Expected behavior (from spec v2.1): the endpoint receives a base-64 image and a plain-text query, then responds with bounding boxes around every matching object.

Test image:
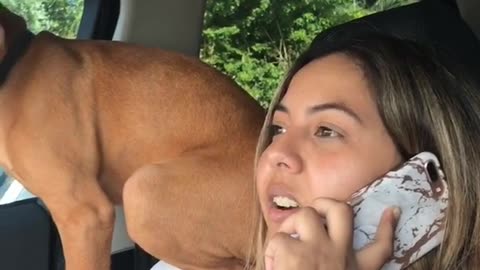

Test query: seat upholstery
[0,198,55,270]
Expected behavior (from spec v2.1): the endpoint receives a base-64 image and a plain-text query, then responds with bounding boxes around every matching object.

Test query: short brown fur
[0,8,264,270]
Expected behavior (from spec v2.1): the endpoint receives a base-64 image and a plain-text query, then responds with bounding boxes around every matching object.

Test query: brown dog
[0,8,264,270]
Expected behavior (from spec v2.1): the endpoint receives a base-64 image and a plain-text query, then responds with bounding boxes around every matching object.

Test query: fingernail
[392,206,401,220]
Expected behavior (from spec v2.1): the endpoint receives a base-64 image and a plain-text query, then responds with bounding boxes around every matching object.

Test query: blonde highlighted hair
[246,34,480,269]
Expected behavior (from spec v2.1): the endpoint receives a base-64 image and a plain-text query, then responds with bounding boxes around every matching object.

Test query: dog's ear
[0,5,27,60]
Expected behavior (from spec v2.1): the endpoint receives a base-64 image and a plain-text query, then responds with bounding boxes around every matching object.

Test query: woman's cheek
[308,157,367,200]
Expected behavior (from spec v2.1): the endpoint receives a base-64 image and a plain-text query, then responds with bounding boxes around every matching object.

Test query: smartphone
[349,152,448,270]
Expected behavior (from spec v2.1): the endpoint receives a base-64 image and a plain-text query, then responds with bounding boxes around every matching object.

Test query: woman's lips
[267,202,300,224]
[265,185,301,224]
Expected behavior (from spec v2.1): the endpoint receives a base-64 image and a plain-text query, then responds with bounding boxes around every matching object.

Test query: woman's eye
[270,124,286,136]
[315,127,341,138]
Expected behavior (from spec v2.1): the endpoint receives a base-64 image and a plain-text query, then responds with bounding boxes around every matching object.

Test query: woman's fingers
[310,197,354,254]
[356,207,401,270]
[277,206,327,241]
[265,200,399,270]
[265,207,329,270]
[276,198,355,255]
[264,232,301,270]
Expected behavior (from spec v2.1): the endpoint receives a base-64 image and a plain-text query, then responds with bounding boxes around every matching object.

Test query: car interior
[0,0,478,269]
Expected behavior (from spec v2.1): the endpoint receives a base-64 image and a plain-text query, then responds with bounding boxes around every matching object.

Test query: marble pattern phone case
[350,152,448,270]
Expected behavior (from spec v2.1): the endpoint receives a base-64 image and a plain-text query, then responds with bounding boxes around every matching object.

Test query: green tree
[201,0,415,107]
[1,0,83,38]
[366,0,417,11]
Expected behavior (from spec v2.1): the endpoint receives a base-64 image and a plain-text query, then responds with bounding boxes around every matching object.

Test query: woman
[248,33,480,269]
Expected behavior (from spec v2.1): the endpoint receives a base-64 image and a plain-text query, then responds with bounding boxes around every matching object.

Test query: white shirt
[150,261,182,270]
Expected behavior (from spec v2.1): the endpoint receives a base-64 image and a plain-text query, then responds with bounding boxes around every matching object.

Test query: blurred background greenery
[1,0,415,106]
[2,0,83,38]
[201,0,416,106]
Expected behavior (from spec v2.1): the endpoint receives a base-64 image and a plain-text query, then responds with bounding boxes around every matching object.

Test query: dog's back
[7,31,265,203]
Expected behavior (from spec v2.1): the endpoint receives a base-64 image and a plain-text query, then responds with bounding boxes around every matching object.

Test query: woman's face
[256,53,403,239]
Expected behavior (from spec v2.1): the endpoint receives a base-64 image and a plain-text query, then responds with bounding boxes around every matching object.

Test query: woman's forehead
[280,54,373,113]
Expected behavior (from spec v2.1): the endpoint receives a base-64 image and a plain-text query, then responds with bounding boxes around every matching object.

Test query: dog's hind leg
[123,154,255,270]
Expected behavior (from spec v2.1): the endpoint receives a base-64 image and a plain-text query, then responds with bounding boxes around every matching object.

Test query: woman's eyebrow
[307,102,364,125]
[274,102,363,125]
[274,103,289,113]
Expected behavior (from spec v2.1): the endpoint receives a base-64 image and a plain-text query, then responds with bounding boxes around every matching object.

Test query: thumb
[356,207,401,270]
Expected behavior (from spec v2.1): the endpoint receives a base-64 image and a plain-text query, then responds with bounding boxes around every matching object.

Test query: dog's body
[0,9,264,270]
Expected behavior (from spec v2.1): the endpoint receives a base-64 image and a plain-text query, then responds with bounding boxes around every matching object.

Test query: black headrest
[310,0,480,77]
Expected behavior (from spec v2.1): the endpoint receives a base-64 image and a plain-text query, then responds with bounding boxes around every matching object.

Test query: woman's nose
[264,138,303,174]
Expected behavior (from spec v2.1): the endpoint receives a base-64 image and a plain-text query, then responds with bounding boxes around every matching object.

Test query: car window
[0,0,84,204]
[200,0,419,107]
[2,0,84,38]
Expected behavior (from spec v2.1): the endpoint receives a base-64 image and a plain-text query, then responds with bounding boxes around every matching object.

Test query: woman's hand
[264,198,400,270]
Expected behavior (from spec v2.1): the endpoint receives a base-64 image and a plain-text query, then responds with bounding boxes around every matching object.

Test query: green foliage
[1,0,415,107]
[367,0,417,12]
[1,0,83,38]
[201,0,416,107]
